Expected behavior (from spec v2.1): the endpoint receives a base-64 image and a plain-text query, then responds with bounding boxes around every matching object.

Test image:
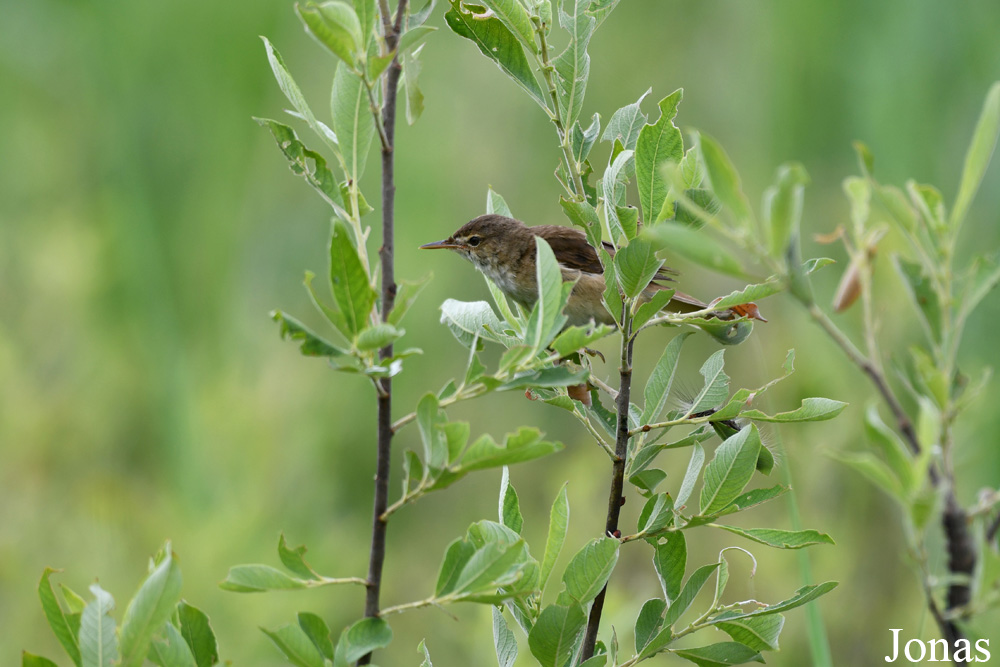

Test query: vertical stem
[581,312,634,660]
[360,1,407,664]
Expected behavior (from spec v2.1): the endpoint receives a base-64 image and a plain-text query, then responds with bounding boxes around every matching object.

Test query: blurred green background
[3,0,999,664]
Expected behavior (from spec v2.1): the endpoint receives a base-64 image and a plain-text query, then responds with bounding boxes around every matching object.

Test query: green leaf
[672,642,764,666]
[219,565,309,592]
[635,599,667,653]
[418,638,433,667]
[714,525,834,549]
[527,604,587,667]
[398,25,437,54]
[498,365,589,390]
[550,323,614,357]
[553,0,595,129]
[38,569,82,667]
[893,256,942,342]
[829,449,905,500]
[951,81,1000,229]
[675,442,705,509]
[559,197,603,251]
[864,404,915,493]
[177,602,220,667]
[499,467,524,534]
[493,607,518,667]
[21,653,59,667]
[294,614,333,663]
[525,237,570,354]
[762,163,808,257]
[261,38,331,148]
[440,299,519,348]
[637,493,674,536]
[444,0,546,107]
[402,43,425,124]
[341,617,393,664]
[632,288,675,331]
[641,331,692,424]
[699,425,762,516]
[571,113,602,165]
[958,250,1000,326]
[562,537,620,605]
[644,222,745,278]
[272,310,351,358]
[636,90,684,225]
[486,186,514,217]
[477,0,538,53]
[689,350,730,414]
[629,468,667,496]
[714,613,784,652]
[638,563,720,658]
[739,397,846,423]
[602,88,650,151]
[119,544,183,667]
[614,238,664,298]
[712,582,839,622]
[653,531,686,602]
[296,2,362,68]
[459,427,563,472]
[602,149,633,243]
[417,393,449,471]
[255,118,345,209]
[697,132,752,223]
[388,273,432,326]
[148,622,197,667]
[262,624,326,667]
[80,585,118,667]
[328,220,375,336]
[353,0,376,46]
[331,62,377,181]
[356,323,403,350]
[540,483,570,594]
[715,485,788,517]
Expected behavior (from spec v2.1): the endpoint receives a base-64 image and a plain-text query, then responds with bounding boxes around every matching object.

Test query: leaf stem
[534,20,587,201]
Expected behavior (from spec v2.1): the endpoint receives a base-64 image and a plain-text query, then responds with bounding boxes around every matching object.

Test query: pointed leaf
[644,223,745,278]
[653,531,687,602]
[636,90,684,224]
[603,89,650,151]
[445,0,546,107]
[148,622,197,667]
[562,537,620,604]
[553,0,595,129]
[331,62,376,180]
[672,642,763,666]
[177,602,220,667]
[698,132,752,223]
[38,569,81,667]
[262,624,326,667]
[714,525,834,549]
[499,467,524,534]
[493,607,518,667]
[119,545,183,667]
[739,397,846,422]
[614,237,664,298]
[540,483,570,593]
[699,425,761,516]
[80,585,118,667]
[527,604,587,667]
[951,81,1000,228]
[642,331,692,423]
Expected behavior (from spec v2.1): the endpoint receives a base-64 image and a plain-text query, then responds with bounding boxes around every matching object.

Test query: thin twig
[359,2,408,664]
[580,309,635,660]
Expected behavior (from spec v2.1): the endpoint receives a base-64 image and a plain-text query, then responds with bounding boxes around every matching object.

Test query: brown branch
[580,327,634,660]
[359,1,407,664]
[805,303,974,664]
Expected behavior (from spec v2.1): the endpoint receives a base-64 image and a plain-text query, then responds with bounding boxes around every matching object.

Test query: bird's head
[419,214,529,269]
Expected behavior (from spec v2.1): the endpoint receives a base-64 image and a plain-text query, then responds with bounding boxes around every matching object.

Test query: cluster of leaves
[441,0,850,663]
[24,544,220,667]
[259,0,437,381]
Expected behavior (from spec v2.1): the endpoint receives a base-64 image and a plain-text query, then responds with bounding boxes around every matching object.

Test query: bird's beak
[419,239,460,250]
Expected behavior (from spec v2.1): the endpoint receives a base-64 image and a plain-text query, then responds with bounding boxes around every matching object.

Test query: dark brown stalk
[581,329,635,660]
[359,1,407,663]
[807,306,973,664]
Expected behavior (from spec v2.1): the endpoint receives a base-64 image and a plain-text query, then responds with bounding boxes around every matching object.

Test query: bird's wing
[532,225,605,274]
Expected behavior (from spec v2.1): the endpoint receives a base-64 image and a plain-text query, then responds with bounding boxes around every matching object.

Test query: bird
[420,214,764,328]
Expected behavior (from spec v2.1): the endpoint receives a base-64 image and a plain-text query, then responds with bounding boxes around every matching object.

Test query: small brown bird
[420,214,763,327]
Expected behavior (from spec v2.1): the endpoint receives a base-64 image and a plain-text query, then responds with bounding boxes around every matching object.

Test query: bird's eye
[468,236,481,247]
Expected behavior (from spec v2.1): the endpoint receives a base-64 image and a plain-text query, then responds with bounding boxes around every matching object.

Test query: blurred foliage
[2,0,999,665]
